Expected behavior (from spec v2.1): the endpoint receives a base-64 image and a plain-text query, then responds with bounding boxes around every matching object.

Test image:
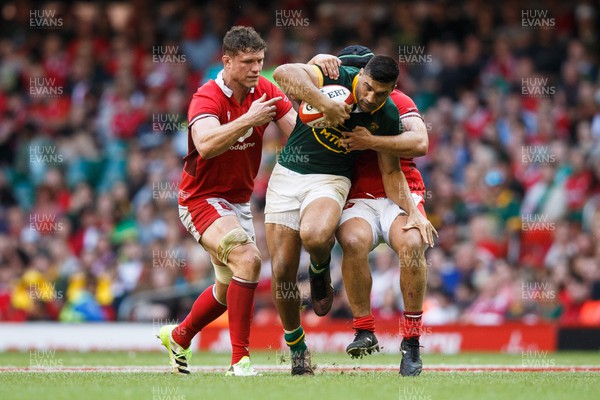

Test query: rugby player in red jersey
[158,26,296,376]
[310,46,434,376]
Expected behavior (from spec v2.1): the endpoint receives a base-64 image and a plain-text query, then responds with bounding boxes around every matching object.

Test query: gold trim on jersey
[311,65,324,88]
[370,98,386,114]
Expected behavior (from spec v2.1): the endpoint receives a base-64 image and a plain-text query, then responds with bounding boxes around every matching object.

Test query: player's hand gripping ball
[299,85,354,128]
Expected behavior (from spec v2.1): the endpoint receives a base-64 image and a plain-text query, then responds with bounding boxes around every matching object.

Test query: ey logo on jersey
[312,126,349,154]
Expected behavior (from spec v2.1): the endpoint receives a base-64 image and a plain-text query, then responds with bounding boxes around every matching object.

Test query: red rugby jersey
[348,89,426,199]
[178,72,291,206]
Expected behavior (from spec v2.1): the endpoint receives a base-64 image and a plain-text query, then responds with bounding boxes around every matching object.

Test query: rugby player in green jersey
[266,55,435,375]
[311,46,435,376]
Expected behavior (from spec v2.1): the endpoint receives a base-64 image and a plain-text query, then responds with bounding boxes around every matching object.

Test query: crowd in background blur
[1,0,599,327]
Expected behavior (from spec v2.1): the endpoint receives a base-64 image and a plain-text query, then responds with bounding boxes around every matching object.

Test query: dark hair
[222,26,267,56]
[338,45,373,69]
[363,55,399,85]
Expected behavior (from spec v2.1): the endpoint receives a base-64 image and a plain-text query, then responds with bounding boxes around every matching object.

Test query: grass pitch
[0,351,598,400]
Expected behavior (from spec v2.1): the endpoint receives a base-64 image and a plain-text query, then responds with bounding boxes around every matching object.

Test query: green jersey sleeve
[313,65,360,91]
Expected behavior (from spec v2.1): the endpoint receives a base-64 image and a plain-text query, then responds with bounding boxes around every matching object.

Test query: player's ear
[222,54,231,67]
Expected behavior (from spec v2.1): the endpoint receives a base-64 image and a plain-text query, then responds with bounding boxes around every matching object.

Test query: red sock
[402,311,423,339]
[227,277,258,365]
[352,314,375,332]
[172,285,227,349]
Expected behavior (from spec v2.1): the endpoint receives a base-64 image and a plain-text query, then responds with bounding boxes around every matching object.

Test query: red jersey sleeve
[391,90,422,120]
[264,78,292,121]
[187,85,221,127]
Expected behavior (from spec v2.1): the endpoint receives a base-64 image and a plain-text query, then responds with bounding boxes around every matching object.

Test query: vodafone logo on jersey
[229,142,256,151]
[229,127,255,150]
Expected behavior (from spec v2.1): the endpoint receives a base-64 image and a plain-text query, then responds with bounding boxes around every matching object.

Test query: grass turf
[0,351,598,400]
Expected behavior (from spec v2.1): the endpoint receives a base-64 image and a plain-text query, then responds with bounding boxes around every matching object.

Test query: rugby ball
[298,85,354,128]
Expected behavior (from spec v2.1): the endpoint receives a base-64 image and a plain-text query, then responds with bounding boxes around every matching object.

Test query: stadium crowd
[0,0,599,327]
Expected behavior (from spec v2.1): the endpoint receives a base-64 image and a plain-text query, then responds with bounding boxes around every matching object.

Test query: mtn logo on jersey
[312,126,349,154]
[312,122,380,154]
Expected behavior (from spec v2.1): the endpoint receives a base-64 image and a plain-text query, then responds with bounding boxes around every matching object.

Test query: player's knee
[271,268,296,285]
[338,230,371,255]
[271,257,297,283]
[228,246,261,276]
[216,227,253,265]
[300,225,334,253]
[397,229,425,254]
[396,230,426,270]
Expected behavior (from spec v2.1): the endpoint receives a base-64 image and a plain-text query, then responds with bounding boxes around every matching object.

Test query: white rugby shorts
[339,194,423,249]
[265,163,351,231]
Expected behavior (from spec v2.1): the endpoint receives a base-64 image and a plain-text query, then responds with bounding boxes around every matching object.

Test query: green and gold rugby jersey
[278,65,400,179]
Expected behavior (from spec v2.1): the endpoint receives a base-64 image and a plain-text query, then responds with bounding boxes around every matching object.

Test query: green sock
[309,256,331,278]
[284,326,307,354]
